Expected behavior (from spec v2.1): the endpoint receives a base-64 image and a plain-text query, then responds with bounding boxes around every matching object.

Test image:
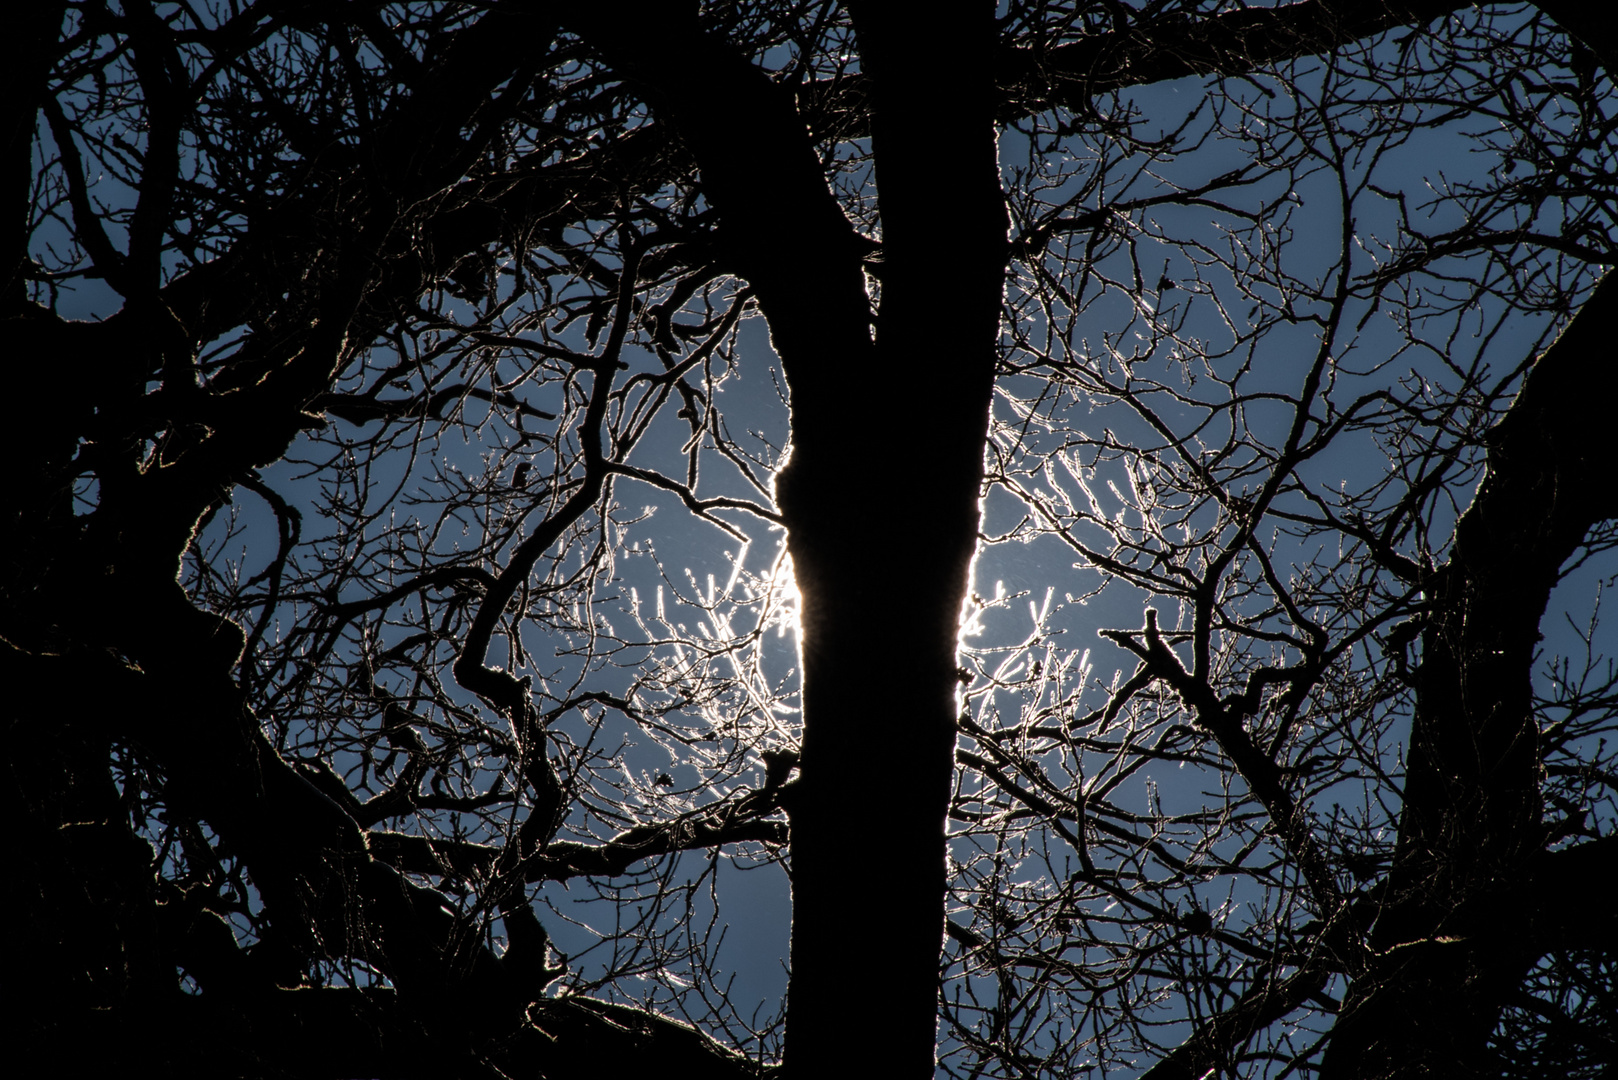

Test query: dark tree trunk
[567,5,1006,1072]
[776,7,1007,1075]
[1321,274,1618,1078]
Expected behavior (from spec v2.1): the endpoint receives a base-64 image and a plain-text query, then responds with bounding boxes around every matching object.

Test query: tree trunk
[567,5,1006,1072]
[1321,274,1618,1078]
[775,7,1007,1074]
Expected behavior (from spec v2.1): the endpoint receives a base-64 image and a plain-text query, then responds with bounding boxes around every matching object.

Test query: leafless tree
[5,3,1613,1078]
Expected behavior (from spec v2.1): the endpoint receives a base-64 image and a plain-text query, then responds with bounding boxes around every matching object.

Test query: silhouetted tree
[6,3,1614,1078]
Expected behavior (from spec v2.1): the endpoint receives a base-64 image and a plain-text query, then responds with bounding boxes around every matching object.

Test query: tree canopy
[7,2,1616,1077]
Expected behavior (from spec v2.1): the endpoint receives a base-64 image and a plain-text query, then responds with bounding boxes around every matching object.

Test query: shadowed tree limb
[1320,275,1618,1078]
